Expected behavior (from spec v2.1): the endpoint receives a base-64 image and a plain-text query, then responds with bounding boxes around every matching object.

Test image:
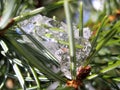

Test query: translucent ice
[18,14,91,79]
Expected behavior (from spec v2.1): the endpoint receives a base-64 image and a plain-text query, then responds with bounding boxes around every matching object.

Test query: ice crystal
[18,14,91,79]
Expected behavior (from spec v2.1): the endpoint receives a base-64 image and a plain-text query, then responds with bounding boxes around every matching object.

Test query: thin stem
[9,60,26,89]
[14,7,45,22]
[79,1,83,37]
[30,66,40,90]
[14,0,64,22]
[17,25,59,67]
[84,23,119,66]
[106,0,112,15]
[87,60,120,80]
[64,0,76,79]
[0,1,64,31]
[6,35,66,83]
[0,0,16,29]
[91,16,108,51]
[0,58,9,89]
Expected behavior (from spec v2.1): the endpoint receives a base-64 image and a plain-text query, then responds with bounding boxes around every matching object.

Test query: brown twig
[0,19,14,36]
[66,66,91,90]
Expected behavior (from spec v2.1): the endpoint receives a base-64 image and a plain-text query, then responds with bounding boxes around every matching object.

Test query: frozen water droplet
[18,14,91,79]
[83,27,91,40]
[76,37,91,66]
[54,48,71,79]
